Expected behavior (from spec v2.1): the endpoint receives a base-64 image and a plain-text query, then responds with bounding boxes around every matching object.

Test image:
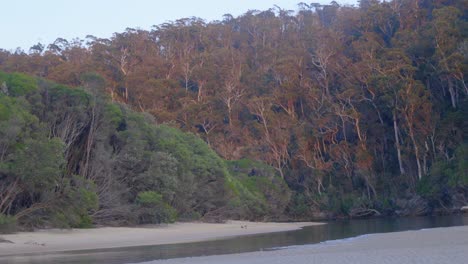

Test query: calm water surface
[3,214,468,264]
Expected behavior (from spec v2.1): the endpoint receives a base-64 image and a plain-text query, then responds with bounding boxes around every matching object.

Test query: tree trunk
[393,111,405,175]
[317,177,324,195]
[408,125,423,180]
[197,81,204,102]
[82,100,97,179]
[0,179,19,214]
[355,117,363,142]
[448,78,456,109]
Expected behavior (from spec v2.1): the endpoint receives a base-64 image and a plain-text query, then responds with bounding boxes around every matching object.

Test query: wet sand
[0,221,320,256]
[146,225,468,264]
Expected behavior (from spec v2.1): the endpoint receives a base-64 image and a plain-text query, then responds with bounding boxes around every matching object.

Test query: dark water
[3,214,468,264]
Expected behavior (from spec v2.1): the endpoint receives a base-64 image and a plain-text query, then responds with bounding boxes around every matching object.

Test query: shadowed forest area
[0,0,467,231]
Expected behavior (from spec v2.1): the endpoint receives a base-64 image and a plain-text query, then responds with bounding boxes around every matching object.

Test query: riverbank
[146,225,468,264]
[0,221,321,256]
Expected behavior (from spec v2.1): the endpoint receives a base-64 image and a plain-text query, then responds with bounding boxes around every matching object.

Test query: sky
[1,0,358,51]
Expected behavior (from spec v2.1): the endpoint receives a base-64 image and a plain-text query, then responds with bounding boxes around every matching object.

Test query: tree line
[0,0,467,227]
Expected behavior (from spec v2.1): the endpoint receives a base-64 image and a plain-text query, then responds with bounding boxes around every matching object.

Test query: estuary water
[4,214,468,264]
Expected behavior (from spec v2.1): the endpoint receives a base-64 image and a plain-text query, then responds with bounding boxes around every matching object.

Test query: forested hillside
[0,0,467,230]
[0,72,290,232]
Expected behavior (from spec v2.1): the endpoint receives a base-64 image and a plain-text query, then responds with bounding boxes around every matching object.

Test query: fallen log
[349,208,381,218]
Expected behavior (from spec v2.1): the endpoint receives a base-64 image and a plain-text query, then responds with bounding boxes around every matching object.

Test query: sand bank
[146,225,468,264]
[0,221,320,256]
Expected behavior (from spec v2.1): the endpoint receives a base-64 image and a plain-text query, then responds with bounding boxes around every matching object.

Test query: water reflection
[2,214,467,264]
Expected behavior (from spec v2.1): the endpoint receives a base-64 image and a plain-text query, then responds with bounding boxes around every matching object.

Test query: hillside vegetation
[0,0,467,230]
[0,72,289,232]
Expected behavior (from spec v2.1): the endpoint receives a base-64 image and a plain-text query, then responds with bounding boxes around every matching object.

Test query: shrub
[74,215,94,229]
[225,159,291,219]
[0,214,17,234]
[136,191,177,224]
[288,193,309,218]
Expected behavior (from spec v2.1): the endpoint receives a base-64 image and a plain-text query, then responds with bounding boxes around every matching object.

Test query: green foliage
[0,95,39,140]
[41,81,91,114]
[70,176,99,211]
[315,187,363,216]
[77,188,99,211]
[46,176,99,229]
[0,97,10,120]
[418,143,468,202]
[225,159,291,219]
[0,97,20,145]
[136,191,177,224]
[0,214,17,234]
[340,195,356,215]
[80,72,107,95]
[287,193,310,219]
[3,137,65,189]
[417,175,439,200]
[137,191,164,206]
[75,215,94,229]
[377,197,397,214]
[151,125,230,215]
[0,71,7,83]
[0,72,102,229]
[2,72,37,96]
[451,144,468,187]
[87,104,233,223]
[105,103,124,128]
[134,151,179,201]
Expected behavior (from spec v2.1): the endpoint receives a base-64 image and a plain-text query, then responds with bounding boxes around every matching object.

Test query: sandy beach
[0,221,319,256]
[2,221,467,264]
[146,225,468,264]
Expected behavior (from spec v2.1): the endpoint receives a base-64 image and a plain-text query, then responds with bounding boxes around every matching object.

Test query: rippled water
[3,214,468,264]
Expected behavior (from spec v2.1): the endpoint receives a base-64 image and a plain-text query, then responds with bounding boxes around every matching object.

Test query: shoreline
[0,221,321,256]
[148,225,468,264]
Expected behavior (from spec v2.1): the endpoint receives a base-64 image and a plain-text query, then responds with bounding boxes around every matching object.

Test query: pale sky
[1,0,357,51]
